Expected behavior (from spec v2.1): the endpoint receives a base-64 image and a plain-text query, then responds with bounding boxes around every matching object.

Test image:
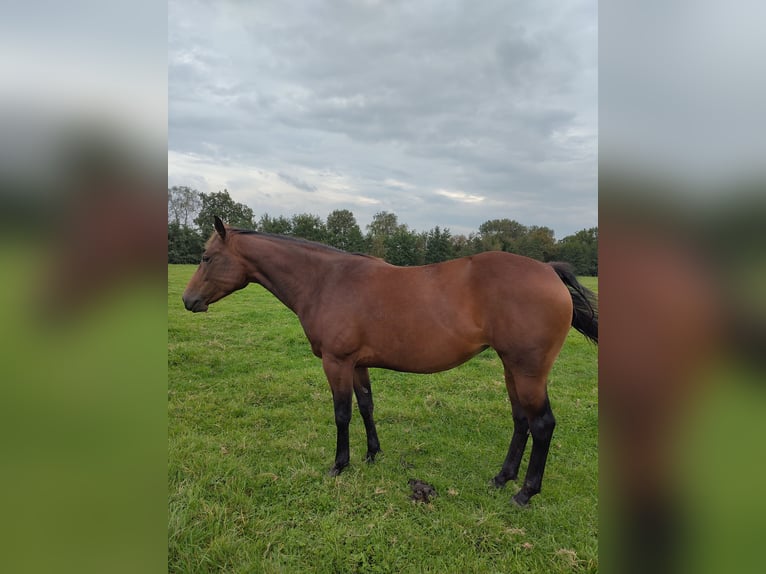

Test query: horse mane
[229,228,376,259]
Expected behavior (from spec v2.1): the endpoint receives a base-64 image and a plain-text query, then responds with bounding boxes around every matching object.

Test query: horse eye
[201,255,211,263]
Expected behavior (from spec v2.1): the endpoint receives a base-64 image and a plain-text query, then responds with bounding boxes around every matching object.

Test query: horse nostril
[182,294,208,312]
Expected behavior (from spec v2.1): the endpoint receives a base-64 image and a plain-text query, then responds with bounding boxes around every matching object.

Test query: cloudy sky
[169,0,596,238]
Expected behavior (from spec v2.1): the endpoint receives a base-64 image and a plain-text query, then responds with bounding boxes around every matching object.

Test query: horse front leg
[354,367,381,462]
[323,356,354,476]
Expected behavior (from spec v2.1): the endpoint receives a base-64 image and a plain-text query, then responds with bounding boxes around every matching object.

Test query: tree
[168,185,202,227]
[424,226,454,263]
[168,185,205,263]
[366,211,400,258]
[326,209,365,252]
[451,233,478,258]
[194,189,255,237]
[367,211,400,237]
[556,227,598,275]
[168,221,205,264]
[384,226,422,266]
[258,213,293,235]
[291,213,327,242]
[517,225,556,261]
[477,219,528,252]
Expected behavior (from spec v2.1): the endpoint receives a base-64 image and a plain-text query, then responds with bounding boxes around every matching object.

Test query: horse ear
[214,216,227,240]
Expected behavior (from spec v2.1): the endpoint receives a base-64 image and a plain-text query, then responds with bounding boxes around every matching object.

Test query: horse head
[182,216,248,312]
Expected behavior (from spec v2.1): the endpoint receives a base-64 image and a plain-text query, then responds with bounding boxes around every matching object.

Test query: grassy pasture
[169,265,598,573]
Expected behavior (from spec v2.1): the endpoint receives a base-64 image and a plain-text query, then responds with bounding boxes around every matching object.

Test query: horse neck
[235,234,332,317]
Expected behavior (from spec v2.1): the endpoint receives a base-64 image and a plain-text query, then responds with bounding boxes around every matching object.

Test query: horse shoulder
[297,256,384,357]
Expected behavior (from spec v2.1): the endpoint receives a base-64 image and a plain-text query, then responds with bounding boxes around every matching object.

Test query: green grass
[169,266,598,573]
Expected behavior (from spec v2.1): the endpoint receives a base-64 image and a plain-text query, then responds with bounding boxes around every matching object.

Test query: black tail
[549,262,598,344]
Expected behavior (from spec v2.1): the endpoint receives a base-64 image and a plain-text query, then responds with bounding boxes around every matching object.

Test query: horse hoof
[365,449,381,463]
[328,464,347,477]
[511,492,531,507]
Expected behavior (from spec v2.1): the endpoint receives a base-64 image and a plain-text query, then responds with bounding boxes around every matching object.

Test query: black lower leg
[512,399,556,506]
[493,415,529,487]
[354,369,381,462]
[329,392,352,476]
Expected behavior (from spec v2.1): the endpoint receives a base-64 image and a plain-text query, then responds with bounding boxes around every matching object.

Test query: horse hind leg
[493,368,530,487]
[353,367,381,463]
[510,372,556,507]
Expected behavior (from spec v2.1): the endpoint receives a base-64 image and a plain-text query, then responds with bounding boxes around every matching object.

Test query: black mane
[230,228,373,258]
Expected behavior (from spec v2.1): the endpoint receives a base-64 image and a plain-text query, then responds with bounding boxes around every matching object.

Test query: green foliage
[424,226,454,264]
[168,188,598,274]
[258,213,294,235]
[383,226,422,266]
[367,211,400,238]
[518,226,557,262]
[169,267,598,573]
[291,213,328,243]
[367,211,400,259]
[366,212,427,266]
[168,187,255,263]
[194,189,255,237]
[478,219,528,252]
[168,185,202,227]
[168,222,205,264]
[326,209,366,253]
[555,228,598,276]
[451,233,478,258]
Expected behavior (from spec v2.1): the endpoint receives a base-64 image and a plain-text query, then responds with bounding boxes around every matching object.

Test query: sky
[168,0,596,238]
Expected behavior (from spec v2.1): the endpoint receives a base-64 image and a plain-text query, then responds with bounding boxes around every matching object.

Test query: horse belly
[356,323,487,374]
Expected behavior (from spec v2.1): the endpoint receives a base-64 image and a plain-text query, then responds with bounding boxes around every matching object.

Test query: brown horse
[182,216,598,506]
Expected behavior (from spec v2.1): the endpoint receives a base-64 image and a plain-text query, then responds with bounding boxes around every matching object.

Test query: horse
[182,216,598,506]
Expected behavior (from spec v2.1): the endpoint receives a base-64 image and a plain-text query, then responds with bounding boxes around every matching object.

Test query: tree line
[168,186,597,275]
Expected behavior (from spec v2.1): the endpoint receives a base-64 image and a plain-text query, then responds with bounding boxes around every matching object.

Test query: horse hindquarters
[488,274,571,505]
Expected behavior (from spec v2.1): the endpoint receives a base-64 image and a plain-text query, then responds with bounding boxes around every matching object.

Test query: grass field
[168,265,598,573]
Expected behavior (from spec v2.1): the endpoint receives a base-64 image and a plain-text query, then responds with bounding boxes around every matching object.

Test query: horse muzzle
[182,294,208,313]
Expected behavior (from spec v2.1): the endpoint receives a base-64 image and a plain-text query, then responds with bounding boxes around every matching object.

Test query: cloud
[168,0,596,238]
[435,189,486,204]
[277,172,317,193]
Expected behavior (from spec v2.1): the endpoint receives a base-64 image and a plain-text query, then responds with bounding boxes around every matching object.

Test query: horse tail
[548,262,598,344]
